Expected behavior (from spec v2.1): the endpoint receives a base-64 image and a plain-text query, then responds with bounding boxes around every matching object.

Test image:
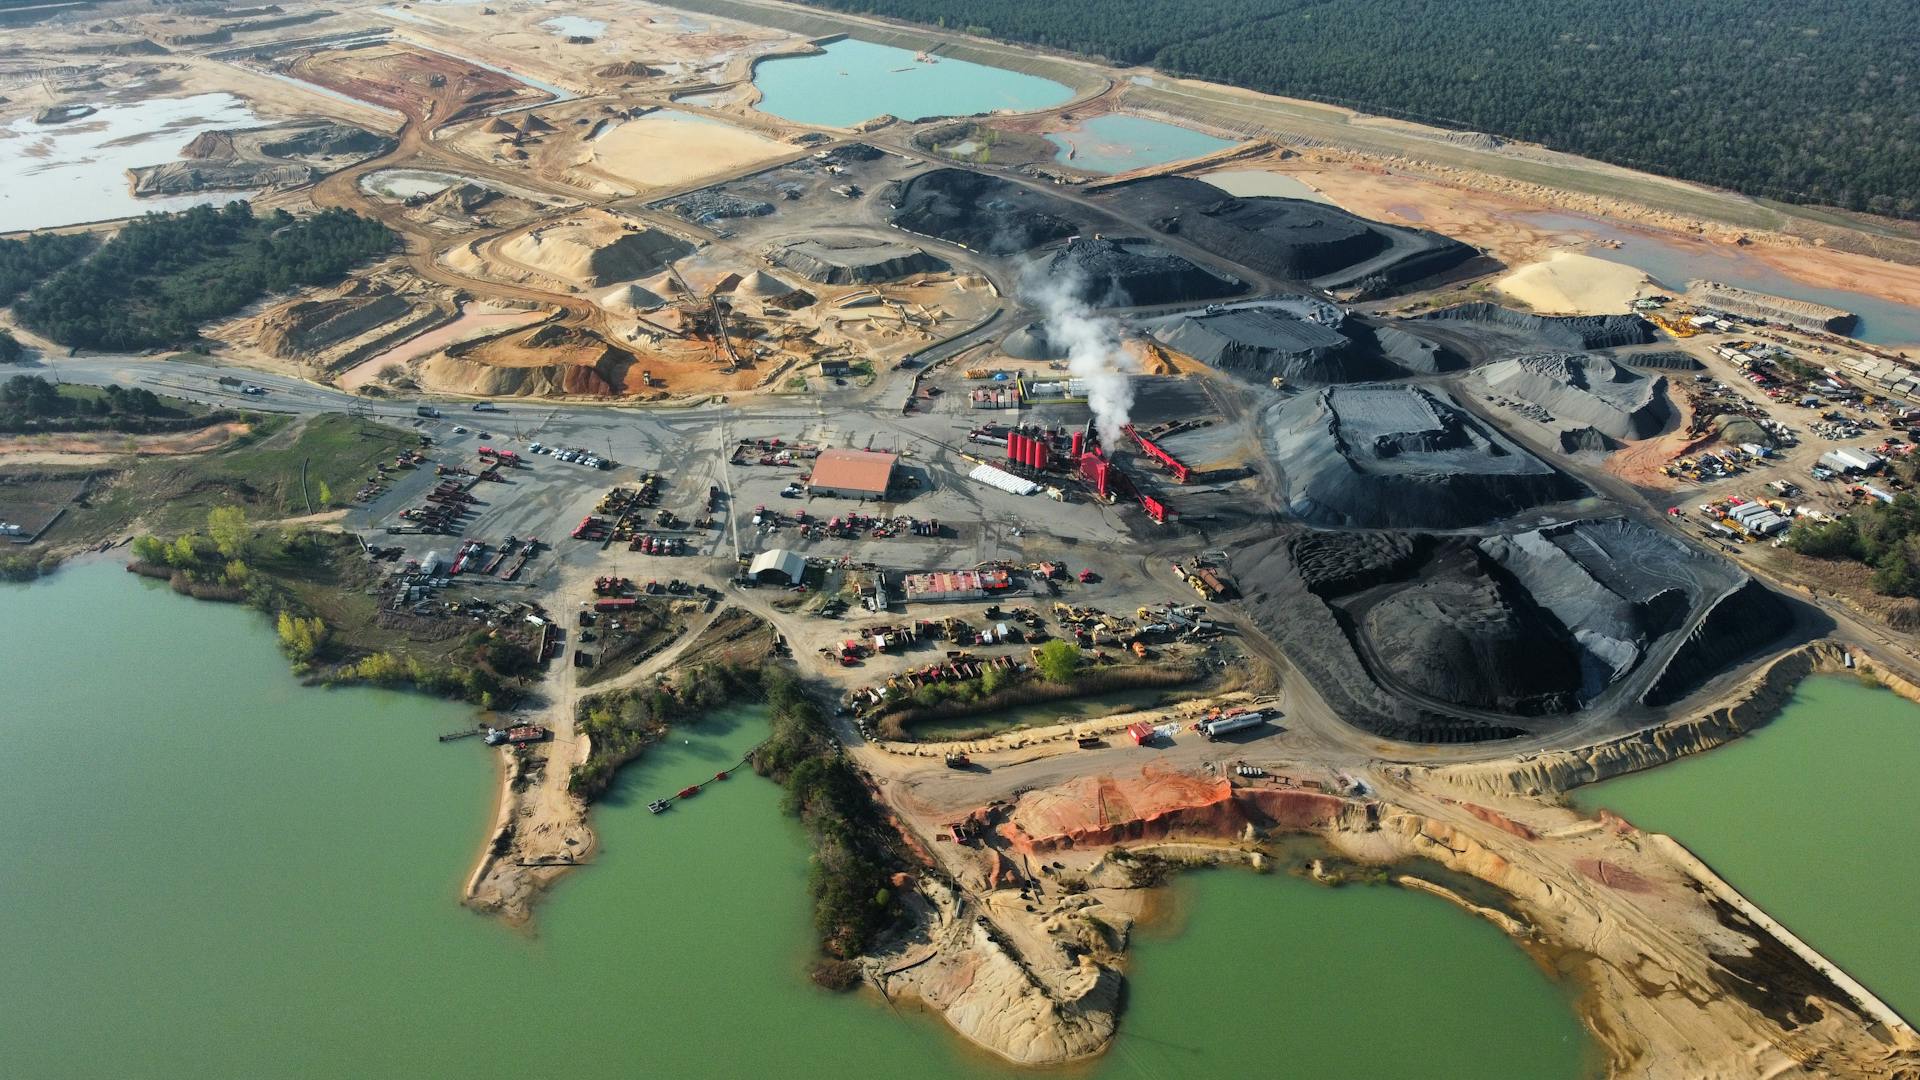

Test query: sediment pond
[1576,675,1920,1020]
[0,93,264,232]
[0,563,1592,1077]
[1045,114,1234,175]
[752,38,1073,128]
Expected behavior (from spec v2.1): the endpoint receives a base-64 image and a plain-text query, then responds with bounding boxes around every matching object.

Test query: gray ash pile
[1476,353,1670,440]
[1368,324,1464,373]
[1414,303,1654,350]
[887,168,1085,253]
[1041,236,1242,308]
[767,235,948,285]
[1148,305,1396,384]
[1270,384,1585,528]
[664,191,775,224]
[1091,176,1474,288]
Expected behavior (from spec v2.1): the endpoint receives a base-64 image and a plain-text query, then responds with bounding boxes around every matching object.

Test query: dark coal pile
[1090,176,1474,288]
[1290,530,1423,595]
[1477,353,1670,440]
[1414,303,1655,350]
[887,168,1085,254]
[1478,520,1709,700]
[767,235,948,284]
[259,122,393,159]
[1619,350,1705,372]
[1270,384,1586,529]
[1559,427,1621,454]
[1367,323,1464,373]
[1228,530,1534,743]
[1642,579,1794,707]
[1358,542,1582,715]
[1042,236,1241,308]
[1149,306,1395,384]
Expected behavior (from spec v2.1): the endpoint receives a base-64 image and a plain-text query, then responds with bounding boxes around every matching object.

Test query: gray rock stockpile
[1414,303,1655,350]
[1091,177,1475,288]
[1270,384,1585,528]
[1042,236,1242,308]
[1477,353,1670,440]
[768,235,948,285]
[1150,307,1393,384]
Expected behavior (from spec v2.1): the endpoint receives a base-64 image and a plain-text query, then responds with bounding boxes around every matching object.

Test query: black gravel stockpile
[887,168,1085,254]
[1414,303,1655,350]
[1642,579,1795,707]
[1091,176,1474,286]
[1366,323,1465,374]
[1042,236,1243,307]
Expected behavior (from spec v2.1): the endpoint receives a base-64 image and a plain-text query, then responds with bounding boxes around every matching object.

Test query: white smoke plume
[1017,259,1136,450]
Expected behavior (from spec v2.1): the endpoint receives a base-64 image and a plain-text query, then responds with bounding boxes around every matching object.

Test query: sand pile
[735,270,792,299]
[1043,236,1241,308]
[1477,353,1670,440]
[1269,383,1584,529]
[499,215,693,287]
[426,324,639,397]
[600,282,665,311]
[484,117,517,135]
[1495,251,1652,315]
[519,113,556,133]
[257,293,414,358]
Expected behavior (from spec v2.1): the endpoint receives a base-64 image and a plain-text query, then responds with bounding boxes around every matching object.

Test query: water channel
[1576,674,1920,1020]
[752,38,1074,128]
[0,562,1592,1077]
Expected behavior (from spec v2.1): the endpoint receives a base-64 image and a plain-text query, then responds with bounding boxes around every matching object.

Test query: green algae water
[0,563,1591,1078]
[1577,675,1920,1021]
[752,38,1073,128]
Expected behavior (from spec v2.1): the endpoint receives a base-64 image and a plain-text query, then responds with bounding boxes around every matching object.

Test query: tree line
[12,201,395,351]
[803,0,1920,218]
[0,230,95,306]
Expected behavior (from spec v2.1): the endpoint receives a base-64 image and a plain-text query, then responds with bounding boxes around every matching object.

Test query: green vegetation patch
[13,202,395,350]
[0,230,96,306]
[54,412,417,539]
[1788,490,1920,598]
[0,374,213,434]
[800,0,1920,217]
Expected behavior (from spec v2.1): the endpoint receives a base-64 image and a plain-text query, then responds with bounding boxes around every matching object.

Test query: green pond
[752,38,1074,128]
[1577,675,1920,1020]
[1045,114,1235,175]
[0,562,1592,1078]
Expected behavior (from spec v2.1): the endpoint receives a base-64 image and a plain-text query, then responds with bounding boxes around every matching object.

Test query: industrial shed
[748,548,807,585]
[809,448,898,500]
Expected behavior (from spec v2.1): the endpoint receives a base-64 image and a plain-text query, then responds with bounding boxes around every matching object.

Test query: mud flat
[1269,383,1585,530]
[1088,176,1474,290]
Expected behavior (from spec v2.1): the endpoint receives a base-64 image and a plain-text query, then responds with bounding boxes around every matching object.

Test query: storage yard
[6,1,1920,1076]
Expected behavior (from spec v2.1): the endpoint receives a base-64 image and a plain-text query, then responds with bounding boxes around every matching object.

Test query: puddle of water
[1198,169,1337,204]
[752,38,1073,128]
[359,169,463,200]
[1044,113,1234,175]
[1521,210,1920,348]
[0,93,264,232]
[540,15,606,38]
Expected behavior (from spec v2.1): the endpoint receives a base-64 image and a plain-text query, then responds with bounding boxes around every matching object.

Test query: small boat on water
[648,799,669,814]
